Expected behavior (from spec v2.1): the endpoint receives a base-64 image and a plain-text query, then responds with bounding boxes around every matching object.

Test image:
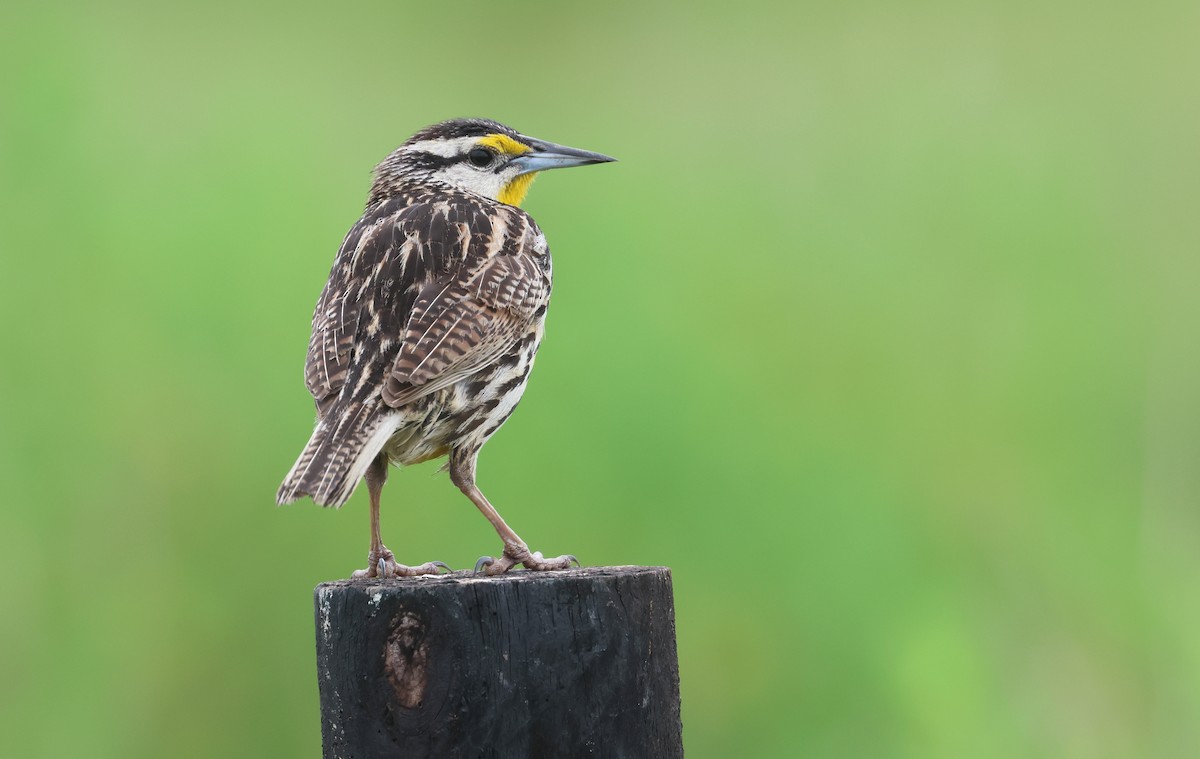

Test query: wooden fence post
[314,566,683,758]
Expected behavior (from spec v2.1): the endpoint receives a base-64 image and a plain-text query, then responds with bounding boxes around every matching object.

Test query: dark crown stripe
[404,118,520,144]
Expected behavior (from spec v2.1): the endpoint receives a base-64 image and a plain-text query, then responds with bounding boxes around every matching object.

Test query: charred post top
[314,566,683,758]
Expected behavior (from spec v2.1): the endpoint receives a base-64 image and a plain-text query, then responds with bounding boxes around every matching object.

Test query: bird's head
[370,118,615,207]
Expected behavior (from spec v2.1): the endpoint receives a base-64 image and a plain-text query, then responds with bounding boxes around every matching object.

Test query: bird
[276,118,615,578]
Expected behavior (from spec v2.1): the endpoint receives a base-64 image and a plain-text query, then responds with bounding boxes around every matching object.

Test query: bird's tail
[276,402,399,508]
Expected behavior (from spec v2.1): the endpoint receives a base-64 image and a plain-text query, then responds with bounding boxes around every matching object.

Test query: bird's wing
[382,226,551,408]
[304,197,431,414]
[303,194,549,415]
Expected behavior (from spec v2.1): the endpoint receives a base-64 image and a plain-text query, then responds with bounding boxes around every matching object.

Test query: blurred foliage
[2,0,1199,756]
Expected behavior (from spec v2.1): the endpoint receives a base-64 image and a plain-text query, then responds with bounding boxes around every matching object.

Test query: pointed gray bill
[510,138,617,176]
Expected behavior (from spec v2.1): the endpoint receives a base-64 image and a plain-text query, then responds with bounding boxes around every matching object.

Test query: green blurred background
[2,0,1198,756]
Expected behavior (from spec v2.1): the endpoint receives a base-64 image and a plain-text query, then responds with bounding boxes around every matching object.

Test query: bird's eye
[467,147,493,167]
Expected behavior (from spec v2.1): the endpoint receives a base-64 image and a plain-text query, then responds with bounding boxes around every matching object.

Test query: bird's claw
[473,546,579,575]
[351,548,451,579]
[474,554,517,575]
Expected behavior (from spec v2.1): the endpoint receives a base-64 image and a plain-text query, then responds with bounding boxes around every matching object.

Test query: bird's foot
[351,546,451,579]
[474,542,579,575]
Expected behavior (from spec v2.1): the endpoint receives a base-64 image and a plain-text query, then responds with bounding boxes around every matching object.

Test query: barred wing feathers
[383,251,550,407]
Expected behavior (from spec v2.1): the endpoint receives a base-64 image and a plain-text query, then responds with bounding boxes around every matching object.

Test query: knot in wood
[383,610,429,709]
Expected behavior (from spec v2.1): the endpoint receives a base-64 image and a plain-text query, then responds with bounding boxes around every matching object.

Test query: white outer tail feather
[276,410,401,508]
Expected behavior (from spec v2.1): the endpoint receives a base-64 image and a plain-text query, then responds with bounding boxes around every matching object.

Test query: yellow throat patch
[499,173,537,207]
[479,133,537,207]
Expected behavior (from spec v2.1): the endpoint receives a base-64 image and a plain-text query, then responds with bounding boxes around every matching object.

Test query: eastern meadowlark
[276,118,615,577]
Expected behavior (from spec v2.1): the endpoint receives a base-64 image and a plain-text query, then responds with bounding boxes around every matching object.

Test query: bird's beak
[510,137,616,176]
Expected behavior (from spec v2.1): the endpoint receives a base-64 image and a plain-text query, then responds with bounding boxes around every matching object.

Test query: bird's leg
[351,454,450,579]
[449,449,578,575]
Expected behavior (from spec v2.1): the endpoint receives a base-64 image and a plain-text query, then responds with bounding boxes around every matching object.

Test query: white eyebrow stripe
[400,137,477,157]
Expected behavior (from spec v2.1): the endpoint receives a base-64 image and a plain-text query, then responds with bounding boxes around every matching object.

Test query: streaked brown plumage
[277,118,614,577]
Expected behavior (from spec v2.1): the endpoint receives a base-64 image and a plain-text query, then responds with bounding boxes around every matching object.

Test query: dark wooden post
[314,566,683,758]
